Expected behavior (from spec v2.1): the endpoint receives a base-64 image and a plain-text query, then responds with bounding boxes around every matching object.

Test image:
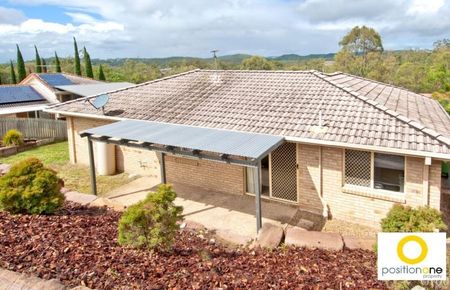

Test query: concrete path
[104,178,324,243]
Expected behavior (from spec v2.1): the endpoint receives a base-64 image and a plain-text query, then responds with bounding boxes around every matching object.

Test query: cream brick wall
[69,116,161,177]
[316,146,442,228]
[297,144,324,214]
[164,155,244,195]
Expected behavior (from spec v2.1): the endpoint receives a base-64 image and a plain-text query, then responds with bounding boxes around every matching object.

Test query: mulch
[0,202,386,289]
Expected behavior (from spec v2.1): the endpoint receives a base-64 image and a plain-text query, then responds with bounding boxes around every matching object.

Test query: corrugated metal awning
[80,120,285,166]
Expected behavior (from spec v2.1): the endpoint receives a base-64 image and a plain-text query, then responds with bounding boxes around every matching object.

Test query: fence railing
[0,118,67,140]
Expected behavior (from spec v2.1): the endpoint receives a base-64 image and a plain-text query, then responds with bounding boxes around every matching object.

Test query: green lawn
[0,141,135,195]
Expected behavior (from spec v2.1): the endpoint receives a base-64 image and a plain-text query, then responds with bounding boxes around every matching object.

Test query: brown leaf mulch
[0,202,386,289]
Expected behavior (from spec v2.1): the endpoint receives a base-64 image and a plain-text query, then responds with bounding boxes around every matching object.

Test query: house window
[344,150,405,193]
[344,150,371,187]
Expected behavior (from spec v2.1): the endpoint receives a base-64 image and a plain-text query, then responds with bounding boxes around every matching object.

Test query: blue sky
[0,0,449,62]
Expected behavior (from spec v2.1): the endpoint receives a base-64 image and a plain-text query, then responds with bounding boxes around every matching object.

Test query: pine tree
[73,37,81,76]
[9,61,17,84]
[83,47,94,78]
[35,45,42,73]
[54,52,62,73]
[98,64,106,81]
[16,44,26,82]
[41,58,47,73]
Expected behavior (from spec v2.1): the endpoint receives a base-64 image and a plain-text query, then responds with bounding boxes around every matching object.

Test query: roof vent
[87,94,109,114]
[310,111,328,134]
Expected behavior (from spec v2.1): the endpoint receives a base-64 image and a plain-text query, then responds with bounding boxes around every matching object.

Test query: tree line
[3,37,106,85]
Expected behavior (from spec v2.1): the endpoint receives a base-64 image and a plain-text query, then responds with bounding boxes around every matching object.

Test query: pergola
[80,119,285,232]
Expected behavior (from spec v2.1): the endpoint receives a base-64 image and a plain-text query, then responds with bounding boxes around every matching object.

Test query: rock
[0,163,11,176]
[343,235,376,251]
[285,228,344,251]
[65,191,98,205]
[255,223,284,249]
[184,220,206,230]
[89,197,126,211]
[70,286,92,290]
[60,187,71,194]
[411,286,425,290]
[0,268,66,290]
[209,238,216,244]
[215,229,253,246]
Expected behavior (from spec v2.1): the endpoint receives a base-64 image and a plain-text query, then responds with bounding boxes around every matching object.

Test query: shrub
[2,129,24,146]
[0,157,64,214]
[118,184,183,250]
[381,204,447,232]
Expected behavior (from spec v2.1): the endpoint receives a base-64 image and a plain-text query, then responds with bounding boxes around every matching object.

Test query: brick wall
[317,146,443,228]
[164,155,245,195]
[69,116,161,177]
[297,144,324,214]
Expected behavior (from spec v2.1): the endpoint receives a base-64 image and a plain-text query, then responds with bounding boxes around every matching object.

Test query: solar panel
[0,86,44,104]
[39,73,73,86]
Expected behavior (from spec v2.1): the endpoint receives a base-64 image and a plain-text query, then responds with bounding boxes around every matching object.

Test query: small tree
[98,64,106,81]
[9,60,16,84]
[16,44,26,82]
[73,37,81,76]
[54,52,62,73]
[118,184,183,250]
[0,158,65,215]
[241,56,274,70]
[35,45,42,73]
[2,129,24,146]
[41,58,47,73]
[83,47,94,78]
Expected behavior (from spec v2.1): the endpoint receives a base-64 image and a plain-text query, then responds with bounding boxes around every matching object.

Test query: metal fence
[0,118,67,140]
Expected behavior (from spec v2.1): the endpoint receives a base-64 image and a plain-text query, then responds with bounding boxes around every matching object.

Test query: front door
[270,142,298,203]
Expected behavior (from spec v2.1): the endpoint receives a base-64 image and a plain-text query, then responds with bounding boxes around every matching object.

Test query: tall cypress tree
[54,52,62,73]
[9,61,17,84]
[98,64,106,81]
[35,45,42,73]
[83,47,94,78]
[73,37,81,76]
[16,44,26,82]
[41,58,47,73]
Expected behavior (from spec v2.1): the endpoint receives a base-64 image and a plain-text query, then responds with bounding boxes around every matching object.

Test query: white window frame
[343,149,406,196]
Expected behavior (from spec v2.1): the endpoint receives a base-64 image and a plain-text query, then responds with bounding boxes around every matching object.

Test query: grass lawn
[0,141,136,196]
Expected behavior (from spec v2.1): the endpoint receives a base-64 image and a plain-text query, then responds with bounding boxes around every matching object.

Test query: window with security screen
[344,150,371,187]
[344,150,405,193]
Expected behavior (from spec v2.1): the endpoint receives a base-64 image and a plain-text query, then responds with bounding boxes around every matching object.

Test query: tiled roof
[319,72,450,138]
[0,85,44,104]
[49,70,450,156]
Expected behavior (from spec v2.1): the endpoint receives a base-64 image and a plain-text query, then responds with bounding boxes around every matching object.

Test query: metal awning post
[87,137,97,196]
[254,160,262,233]
[160,152,166,184]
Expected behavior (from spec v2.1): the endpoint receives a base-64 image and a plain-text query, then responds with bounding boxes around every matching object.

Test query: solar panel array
[39,73,73,86]
[0,86,44,104]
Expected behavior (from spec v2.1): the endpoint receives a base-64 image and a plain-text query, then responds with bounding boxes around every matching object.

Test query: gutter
[45,108,450,161]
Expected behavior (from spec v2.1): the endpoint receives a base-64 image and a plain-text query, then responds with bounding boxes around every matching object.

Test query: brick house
[46,70,450,229]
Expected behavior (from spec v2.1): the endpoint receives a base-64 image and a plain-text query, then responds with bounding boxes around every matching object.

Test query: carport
[80,119,285,232]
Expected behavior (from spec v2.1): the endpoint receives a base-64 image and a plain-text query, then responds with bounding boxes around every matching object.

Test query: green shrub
[0,157,64,214]
[381,204,447,232]
[118,184,183,250]
[2,129,24,146]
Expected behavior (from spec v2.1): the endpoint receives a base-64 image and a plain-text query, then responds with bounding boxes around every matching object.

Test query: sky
[0,0,449,62]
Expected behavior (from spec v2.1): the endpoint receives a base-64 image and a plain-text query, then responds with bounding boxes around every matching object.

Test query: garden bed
[0,202,386,289]
[0,138,56,157]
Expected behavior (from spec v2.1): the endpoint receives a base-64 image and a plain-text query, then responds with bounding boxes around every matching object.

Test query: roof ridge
[312,71,450,148]
[199,69,315,73]
[48,69,202,109]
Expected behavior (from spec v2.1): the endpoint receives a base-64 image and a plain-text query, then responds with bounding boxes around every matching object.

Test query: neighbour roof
[38,73,73,86]
[82,119,284,163]
[55,82,134,97]
[0,85,44,104]
[48,70,450,156]
[0,100,49,115]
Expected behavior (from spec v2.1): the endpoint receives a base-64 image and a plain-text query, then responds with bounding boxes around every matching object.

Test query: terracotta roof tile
[49,70,450,155]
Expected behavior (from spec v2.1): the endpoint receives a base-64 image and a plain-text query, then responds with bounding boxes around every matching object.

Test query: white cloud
[1,0,450,62]
[0,6,26,24]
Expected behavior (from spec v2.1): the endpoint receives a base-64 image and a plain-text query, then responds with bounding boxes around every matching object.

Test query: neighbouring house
[45,70,450,229]
[0,73,132,119]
